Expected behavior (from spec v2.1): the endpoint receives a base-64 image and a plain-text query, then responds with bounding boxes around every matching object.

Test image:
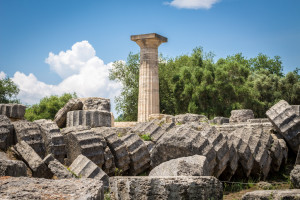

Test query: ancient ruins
[0,34,300,200]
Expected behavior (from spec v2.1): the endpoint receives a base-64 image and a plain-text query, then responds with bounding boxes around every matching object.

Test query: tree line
[109,47,300,121]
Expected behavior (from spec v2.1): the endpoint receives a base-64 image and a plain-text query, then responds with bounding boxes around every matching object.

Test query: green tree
[109,53,139,121]
[25,93,77,121]
[0,77,20,103]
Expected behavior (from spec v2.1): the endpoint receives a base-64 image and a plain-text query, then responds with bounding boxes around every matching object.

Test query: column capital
[131,33,167,48]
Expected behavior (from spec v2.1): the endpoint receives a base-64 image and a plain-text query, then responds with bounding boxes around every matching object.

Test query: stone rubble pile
[0,99,300,199]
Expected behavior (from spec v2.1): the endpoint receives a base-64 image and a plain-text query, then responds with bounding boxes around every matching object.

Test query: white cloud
[0,71,6,79]
[11,41,122,115]
[166,0,220,9]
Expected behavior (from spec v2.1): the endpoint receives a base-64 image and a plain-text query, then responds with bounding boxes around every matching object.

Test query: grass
[114,167,123,176]
[140,133,152,141]
[67,167,80,178]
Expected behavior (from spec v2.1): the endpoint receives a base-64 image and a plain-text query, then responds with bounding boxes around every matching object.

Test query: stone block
[0,177,104,200]
[149,155,212,176]
[13,141,52,178]
[174,113,208,124]
[63,129,105,166]
[94,128,130,173]
[242,189,300,200]
[35,119,67,163]
[103,146,115,175]
[13,121,46,158]
[0,158,27,177]
[67,110,111,128]
[110,176,223,200]
[291,165,300,189]
[121,133,150,175]
[81,97,110,112]
[0,104,26,119]
[209,116,229,125]
[54,98,83,128]
[69,154,109,187]
[230,109,254,123]
[0,115,14,150]
[43,154,73,179]
[266,100,300,153]
[292,105,300,116]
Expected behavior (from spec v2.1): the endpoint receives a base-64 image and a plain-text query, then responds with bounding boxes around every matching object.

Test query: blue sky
[0,0,299,115]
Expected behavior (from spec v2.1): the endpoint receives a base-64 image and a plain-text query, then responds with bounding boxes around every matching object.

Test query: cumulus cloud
[11,41,122,114]
[166,0,220,9]
[0,71,6,79]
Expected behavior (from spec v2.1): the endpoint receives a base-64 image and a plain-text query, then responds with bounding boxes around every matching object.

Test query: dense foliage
[0,77,20,103]
[110,47,300,121]
[25,93,77,121]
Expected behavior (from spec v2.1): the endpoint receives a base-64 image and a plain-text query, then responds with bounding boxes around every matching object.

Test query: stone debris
[43,154,73,179]
[69,154,109,187]
[0,154,27,177]
[247,118,270,123]
[81,97,111,112]
[291,165,300,189]
[266,100,300,153]
[174,113,208,124]
[121,133,150,175]
[149,155,212,176]
[0,115,14,151]
[150,123,217,172]
[54,98,83,128]
[209,116,229,125]
[110,176,223,200]
[0,176,104,200]
[230,109,254,123]
[63,129,105,166]
[242,189,300,200]
[60,125,90,135]
[94,128,130,173]
[66,110,111,128]
[13,141,52,178]
[13,121,46,158]
[34,119,66,163]
[0,104,26,119]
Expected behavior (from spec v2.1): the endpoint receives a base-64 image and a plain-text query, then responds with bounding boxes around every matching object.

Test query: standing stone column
[131,33,167,122]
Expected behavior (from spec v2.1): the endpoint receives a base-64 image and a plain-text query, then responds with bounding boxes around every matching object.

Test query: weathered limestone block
[110,176,223,200]
[150,123,216,171]
[67,110,111,128]
[63,129,105,166]
[144,140,155,153]
[94,128,130,173]
[103,146,116,175]
[209,117,229,125]
[149,155,212,176]
[0,177,104,200]
[81,97,110,112]
[35,119,66,163]
[54,98,83,128]
[270,133,288,172]
[13,121,46,158]
[291,165,300,189]
[43,154,73,179]
[204,128,230,177]
[174,113,208,124]
[0,104,26,119]
[0,115,14,150]
[247,118,270,123]
[266,100,300,153]
[292,105,300,116]
[13,141,52,178]
[242,189,300,200]
[230,109,254,123]
[121,133,150,175]
[0,157,27,177]
[60,125,90,135]
[69,154,109,187]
